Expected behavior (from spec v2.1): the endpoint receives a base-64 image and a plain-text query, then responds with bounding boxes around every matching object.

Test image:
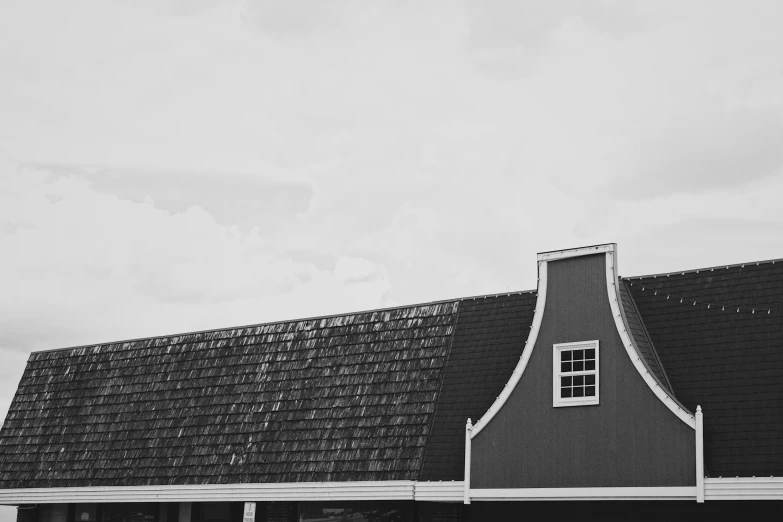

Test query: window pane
[573,361,584,371]
[561,362,572,372]
[585,360,595,371]
[573,387,584,397]
[561,376,571,387]
[586,348,595,360]
[585,374,595,385]
[574,349,584,361]
[561,351,572,362]
[585,386,596,397]
[574,375,584,386]
[562,387,572,398]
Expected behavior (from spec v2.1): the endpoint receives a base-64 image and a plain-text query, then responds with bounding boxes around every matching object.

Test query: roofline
[32,289,536,355]
[32,253,782,356]
[624,256,783,280]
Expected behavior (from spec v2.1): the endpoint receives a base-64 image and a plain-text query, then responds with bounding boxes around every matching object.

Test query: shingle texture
[618,280,673,393]
[420,292,537,481]
[627,261,783,477]
[0,303,460,487]
[1,257,782,487]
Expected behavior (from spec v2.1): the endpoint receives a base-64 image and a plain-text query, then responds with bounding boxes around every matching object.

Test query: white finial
[466,418,473,429]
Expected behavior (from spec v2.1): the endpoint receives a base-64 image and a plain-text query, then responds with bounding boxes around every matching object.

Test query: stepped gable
[627,259,783,477]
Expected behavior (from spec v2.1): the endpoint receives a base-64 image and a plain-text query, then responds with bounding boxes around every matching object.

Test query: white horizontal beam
[414,482,464,503]
[0,482,415,504]
[0,481,469,505]
[537,244,615,262]
[704,477,783,500]
[470,487,696,501]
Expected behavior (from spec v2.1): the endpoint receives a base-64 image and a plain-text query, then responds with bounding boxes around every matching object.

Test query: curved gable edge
[470,248,695,439]
[469,261,548,439]
[606,250,695,429]
[618,279,674,393]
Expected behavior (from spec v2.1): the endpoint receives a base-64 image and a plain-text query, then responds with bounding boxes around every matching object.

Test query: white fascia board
[470,487,696,501]
[414,482,465,503]
[605,251,696,429]
[469,260,548,438]
[0,481,417,505]
[704,477,783,501]
[537,244,616,263]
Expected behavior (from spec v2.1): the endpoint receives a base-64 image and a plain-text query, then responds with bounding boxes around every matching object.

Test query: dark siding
[0,303,459,487]
[628,260,783,477]
[471,254,696,489]
[420,293,537,481]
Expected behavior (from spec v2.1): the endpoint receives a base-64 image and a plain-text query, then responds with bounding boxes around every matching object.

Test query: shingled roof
[626,259,783,478]
[0,293,537,488]
[1,256,781,488]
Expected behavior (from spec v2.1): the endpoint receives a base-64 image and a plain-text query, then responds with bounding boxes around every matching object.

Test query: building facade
[1,244,781,521]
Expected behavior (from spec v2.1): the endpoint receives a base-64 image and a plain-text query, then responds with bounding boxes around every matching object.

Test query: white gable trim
[0,481,468,504]
[471,243,636,438]
[537,243,616,262]
[469,260,548,438]
[605,250,696,429]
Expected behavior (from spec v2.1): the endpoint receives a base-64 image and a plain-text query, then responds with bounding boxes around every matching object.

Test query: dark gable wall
[471,253,696,488]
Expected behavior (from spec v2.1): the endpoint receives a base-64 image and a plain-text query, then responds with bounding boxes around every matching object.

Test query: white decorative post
[464,418,473,505]
[696,406,704,503]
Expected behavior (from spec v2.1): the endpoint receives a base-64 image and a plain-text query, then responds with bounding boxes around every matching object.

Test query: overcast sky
[1,0,783,488]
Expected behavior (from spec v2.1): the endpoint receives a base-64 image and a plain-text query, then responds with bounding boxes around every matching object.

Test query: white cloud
[0,159,396,421]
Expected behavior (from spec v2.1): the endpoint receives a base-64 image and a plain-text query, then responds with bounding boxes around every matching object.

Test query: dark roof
[420,293,536,481]
[0,293,537,488]
[618,280,673,393]
[0,302,463,487]
[627,260,783,477]
[1,256,782,487]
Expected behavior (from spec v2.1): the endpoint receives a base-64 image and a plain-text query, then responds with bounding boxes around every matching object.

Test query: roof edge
[32,289,535,356]
[619,280,674,393]
[627,257,783,281]
[470,261,548,438]
[606,250,695,429]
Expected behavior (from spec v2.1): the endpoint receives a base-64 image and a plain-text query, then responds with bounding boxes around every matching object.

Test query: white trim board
[415,481,464,503]
[4,479,781,504]
[0,481,467,505]
[470,487,696,501]
[605,250,695,429]
[469,260,548,438]
[704,477,783,501]
[537,243,616,262]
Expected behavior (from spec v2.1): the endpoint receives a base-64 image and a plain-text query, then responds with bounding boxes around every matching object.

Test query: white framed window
[553,340,599,407]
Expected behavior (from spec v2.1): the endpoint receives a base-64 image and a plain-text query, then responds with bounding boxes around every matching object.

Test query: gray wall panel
[472,254,696,488]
